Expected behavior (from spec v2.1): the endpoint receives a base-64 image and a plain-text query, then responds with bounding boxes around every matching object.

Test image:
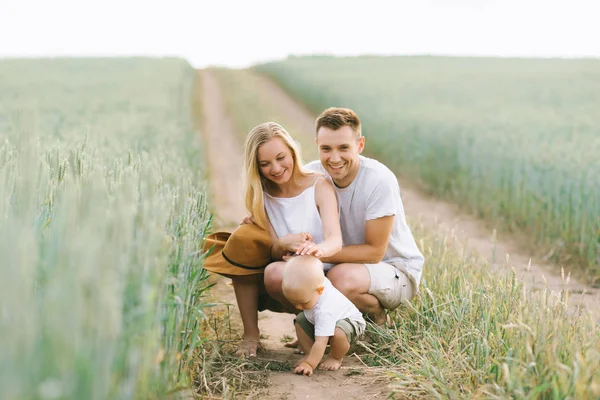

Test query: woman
[234,121,342,357]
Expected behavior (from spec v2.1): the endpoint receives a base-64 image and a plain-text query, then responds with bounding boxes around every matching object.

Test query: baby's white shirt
[303,277,366,337]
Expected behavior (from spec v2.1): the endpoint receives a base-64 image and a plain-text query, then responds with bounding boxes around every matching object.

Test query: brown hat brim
[202,231,269,276]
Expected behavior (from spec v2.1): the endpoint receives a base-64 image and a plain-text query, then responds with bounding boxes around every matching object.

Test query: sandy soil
[197,70,392,399]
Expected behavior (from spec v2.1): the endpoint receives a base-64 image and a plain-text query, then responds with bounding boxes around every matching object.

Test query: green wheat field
[257,56,600,282]
[0,58,212,399]
[1,56,598,399]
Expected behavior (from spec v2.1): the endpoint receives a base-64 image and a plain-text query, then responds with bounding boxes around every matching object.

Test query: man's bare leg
[319,327,350,371]
[326,263,387,325]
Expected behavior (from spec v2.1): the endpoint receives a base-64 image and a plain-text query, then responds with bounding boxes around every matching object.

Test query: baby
[282,255,366,376]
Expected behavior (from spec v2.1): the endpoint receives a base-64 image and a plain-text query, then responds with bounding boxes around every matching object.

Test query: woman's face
[257,137,294,185]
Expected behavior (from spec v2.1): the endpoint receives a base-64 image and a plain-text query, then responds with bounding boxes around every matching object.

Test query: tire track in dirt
[197,69,392,399]
[248,71,600,320]
[197,70,245,229]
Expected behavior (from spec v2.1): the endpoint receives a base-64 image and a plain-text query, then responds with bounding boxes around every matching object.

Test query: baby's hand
[294,356,309,367]
[294,361,313,376]
[295,241,324,257]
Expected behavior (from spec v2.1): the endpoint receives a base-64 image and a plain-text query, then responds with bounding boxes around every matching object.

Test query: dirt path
[197,70,391,399]
[248,71,600,319]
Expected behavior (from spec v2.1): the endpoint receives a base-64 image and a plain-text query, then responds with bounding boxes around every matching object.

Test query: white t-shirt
[304,277,366,337]
[264,178,334,271]
[305,156,425,288]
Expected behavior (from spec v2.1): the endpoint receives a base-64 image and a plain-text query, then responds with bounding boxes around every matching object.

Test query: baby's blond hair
[282,256,324,302]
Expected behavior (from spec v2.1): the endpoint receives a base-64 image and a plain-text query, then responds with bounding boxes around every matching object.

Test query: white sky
[1,0,599,68]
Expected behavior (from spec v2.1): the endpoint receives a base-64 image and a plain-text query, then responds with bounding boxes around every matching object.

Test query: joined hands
[241,216,323,259]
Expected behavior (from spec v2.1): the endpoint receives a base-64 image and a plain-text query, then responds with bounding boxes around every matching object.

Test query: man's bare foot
[318,356,342,371]
[366,312,389,326]
[235,339,262,358]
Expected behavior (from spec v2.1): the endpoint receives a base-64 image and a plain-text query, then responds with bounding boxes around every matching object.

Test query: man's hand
[295,241,324,257]
[294,361,314,376]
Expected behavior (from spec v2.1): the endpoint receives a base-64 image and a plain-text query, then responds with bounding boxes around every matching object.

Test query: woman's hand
[240,215,256,225]
[278,232,312,253]
[295,241,324,258]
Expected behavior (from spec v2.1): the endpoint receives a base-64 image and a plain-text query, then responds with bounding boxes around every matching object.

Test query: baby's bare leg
[319,327,350,370]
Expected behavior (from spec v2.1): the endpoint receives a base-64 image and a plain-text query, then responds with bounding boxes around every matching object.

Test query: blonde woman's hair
[244,122,312,230]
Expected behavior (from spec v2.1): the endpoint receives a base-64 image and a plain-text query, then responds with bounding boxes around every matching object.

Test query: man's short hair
[315,107,362,138]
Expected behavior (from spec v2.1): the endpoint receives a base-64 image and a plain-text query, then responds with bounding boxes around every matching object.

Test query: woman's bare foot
[318,356,343,371]
[235,339,263,358]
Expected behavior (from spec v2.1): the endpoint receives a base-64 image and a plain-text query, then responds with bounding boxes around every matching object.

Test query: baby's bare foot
[318,356,342,371]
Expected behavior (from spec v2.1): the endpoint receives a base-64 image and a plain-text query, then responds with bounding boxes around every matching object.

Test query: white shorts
[365,262,415,310]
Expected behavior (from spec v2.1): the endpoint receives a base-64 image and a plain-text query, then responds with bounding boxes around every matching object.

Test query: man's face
[316,125,364,188]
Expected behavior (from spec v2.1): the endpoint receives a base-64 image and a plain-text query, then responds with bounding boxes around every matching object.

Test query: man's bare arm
[320,215,394,264]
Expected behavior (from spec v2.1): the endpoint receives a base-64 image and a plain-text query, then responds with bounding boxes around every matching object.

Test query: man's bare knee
[327,265,361,296]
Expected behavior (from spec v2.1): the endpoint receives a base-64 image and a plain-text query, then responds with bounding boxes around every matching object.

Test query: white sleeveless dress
[264,178,334,271]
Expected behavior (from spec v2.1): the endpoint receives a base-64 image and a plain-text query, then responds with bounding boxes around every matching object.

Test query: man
[264,107,424,324]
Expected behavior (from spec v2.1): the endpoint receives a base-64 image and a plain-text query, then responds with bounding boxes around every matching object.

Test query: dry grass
[189,304,295,398]
[364,225,600,399]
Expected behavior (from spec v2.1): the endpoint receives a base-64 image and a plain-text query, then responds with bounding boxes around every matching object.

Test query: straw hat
[202,223,272,276]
